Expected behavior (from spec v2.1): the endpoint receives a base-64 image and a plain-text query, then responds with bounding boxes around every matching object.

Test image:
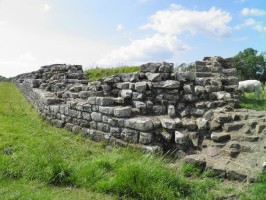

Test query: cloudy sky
[0,0,265,77]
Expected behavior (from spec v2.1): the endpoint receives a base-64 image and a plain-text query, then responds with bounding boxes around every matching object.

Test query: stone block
[110,127,121,138]
[145,73,163,82]
[135,82,147,92]
[139,132,154,144]
[96,97,115,106]
[114,107,132,118]
[124,117,154,131]
[159,62,174,73]
[160,118,176,129]
[91,112,102,122]
[99,106,115,115]
[140,62,161,73]
[211,132,231,142]
[121,128,139,143]
[120,89,133,98]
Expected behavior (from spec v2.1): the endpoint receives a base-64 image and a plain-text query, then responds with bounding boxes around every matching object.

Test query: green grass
[239,91,266,110]
[0,82,265,199]
[85,66,140,81]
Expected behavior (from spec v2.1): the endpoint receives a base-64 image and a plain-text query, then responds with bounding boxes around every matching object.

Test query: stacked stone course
[14,57,266,181]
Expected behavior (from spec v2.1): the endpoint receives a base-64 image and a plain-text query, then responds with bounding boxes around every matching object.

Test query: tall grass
[85,66,140,81]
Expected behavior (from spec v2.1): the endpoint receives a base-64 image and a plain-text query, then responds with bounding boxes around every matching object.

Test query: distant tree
[0,75,10,82]
[233,48,266,83]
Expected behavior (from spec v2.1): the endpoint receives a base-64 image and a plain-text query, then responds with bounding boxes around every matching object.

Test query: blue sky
[0,0,265,77]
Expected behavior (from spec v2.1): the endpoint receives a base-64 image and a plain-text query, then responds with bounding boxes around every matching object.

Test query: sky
[0,0,266,77]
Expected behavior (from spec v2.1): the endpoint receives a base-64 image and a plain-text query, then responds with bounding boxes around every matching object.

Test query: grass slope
[0,82,265,199]
[85,66,140,81]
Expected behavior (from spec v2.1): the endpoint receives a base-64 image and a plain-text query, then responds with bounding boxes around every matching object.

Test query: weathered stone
[135,82,147,92]
[145,73,163,82]
[108,118,124,127]
[91,112,102,122]
[196,118,208,130]
[140,63,161,73]
[153,80,180,89]
[82,112,91,120]
[159,62,174,73]
[114,107,132,118]
[161,131,172,142]
[175,131,193,148]
[117,82,130,89]
[160,118,176,129]
[255,124,266,134]
[95,97,115,106]
[121,128,139,143]
[211,132,231,142]
[99,106,115,115]
[168,105,176,117]
[224,122,245,132]
[120,89,133,98]
[124,117,154,131]
[139,132,154,144]
[97,122,109,132]
[110,127,121,138]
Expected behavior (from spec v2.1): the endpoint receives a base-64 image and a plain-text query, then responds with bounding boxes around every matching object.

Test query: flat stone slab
[124,117,154,131]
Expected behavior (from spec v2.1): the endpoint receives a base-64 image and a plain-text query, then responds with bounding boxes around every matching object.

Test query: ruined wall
[14,57,238,153]
[15,57,266,181]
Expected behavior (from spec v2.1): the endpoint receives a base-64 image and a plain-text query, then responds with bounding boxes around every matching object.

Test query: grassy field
[0,82,265,199]
[239,90,266,110]
[85,66,140,81]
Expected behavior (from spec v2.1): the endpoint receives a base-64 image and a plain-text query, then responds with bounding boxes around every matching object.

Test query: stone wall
[15,57,266,181]
[14,57,238,153]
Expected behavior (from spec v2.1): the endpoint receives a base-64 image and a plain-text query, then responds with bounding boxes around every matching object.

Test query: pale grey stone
[124,117,154,131]
[120,89,132,98]
[135,82,147,92]
[114,107,132,118]
[96,97,115,106]
[99,106,115,115]
[160,118,176,129]
[145,73,163,82]
[91,112,102,122]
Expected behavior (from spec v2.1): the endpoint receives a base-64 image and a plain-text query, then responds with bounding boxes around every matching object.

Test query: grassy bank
[0,82,265,199]
[85,66,140,81]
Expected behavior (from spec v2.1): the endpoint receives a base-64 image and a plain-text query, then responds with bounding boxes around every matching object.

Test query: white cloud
[96,34,190,66]
[141,4,232,37]
[19,52,36,61]
[42,4,51,12]
[241,8,266,16]
[116,24,124,31]
[236,18,266,34]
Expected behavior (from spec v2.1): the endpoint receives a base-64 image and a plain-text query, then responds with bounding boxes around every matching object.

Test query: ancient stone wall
[15,57,266,181]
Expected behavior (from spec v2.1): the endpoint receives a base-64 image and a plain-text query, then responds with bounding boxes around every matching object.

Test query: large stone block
[124,117,154,131]
[96,97,115,106]
[135,82,147,92]
[160,118,176,129]
[114,107,132,118]
[140,63,161,73]
[121,128,139,143]
[139,132,154,144]
[91,112,102,122]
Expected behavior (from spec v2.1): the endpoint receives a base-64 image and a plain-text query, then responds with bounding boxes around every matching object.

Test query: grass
[85,66,140,81]
[239,90,266,110]
[0,82,265,199]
